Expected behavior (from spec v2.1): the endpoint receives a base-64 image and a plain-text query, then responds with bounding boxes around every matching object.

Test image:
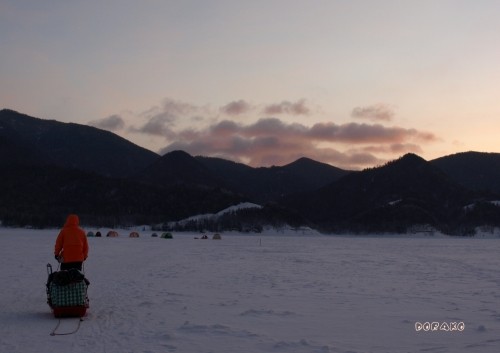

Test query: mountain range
[1,108,499,234]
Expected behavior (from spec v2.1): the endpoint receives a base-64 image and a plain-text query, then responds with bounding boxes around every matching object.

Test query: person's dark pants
[61,262,83,271]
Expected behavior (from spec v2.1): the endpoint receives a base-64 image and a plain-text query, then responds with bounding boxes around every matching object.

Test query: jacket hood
[65,214,80,227]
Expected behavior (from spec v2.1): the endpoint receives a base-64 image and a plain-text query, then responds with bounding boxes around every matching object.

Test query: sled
[46,264,89,318]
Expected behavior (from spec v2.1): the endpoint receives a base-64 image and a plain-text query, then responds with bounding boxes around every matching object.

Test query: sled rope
[50,317,83,336]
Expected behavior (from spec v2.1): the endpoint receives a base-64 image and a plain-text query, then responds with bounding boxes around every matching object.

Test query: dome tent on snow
[161,232,173,239]
[151,233,158,237]
[129,231,139,238]
[106,230,119,237]
[87,231,94,237]
[212,233,221,240]
[95,231,102,237]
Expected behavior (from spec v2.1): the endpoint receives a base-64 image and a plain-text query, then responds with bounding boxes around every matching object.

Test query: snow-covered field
[1,228,499,353]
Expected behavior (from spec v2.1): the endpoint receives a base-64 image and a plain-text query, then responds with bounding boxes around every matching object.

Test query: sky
[1,0,500,170]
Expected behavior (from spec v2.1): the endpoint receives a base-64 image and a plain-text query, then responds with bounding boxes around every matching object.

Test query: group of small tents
[86,230,122,237]
[86,231,222,239]
[87,230,222,240]
[86,231,173,238]
[195,233,221,240]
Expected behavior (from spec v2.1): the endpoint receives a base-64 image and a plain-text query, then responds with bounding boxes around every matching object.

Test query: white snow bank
[170,202,262,226]
[215,202,262,216]
[464,200,500,211]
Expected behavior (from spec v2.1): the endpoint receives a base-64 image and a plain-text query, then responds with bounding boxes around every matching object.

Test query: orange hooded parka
[54,214,89,263]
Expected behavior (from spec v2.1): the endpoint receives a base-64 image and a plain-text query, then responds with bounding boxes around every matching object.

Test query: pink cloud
[308,122,436,144]
[263,99,310,115]
[351,104,395,121]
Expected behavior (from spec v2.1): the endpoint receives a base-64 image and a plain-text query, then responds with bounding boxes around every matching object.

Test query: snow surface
[1,228,500,353]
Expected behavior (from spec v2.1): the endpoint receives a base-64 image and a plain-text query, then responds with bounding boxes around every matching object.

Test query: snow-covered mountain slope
[171,202,262,226]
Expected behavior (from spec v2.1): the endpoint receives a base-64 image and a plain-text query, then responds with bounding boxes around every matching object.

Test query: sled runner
[46,263,89,318]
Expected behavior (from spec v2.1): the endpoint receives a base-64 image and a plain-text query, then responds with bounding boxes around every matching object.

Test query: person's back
[54,214,89,270]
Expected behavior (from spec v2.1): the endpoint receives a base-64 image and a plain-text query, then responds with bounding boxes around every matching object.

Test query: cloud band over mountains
[161,118,435,167]
[93,98,437,169]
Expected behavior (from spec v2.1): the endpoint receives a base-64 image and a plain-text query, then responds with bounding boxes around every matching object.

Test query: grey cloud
[160,98,199,117]
[220,100,252,115]
[135,114,176,137]
[132,98,203,138]
[88,114,125,131]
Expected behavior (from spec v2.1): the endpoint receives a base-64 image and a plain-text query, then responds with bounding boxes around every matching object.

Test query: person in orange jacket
[54,214,89,271]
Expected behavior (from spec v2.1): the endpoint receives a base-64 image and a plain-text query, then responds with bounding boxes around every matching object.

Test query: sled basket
[46,264,89,318]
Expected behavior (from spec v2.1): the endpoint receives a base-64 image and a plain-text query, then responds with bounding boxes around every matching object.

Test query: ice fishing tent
[107,230,119,237]
[212,233,221,240]
[87,231,94,237]
[161,232,173,239]
[129,231,139,238]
